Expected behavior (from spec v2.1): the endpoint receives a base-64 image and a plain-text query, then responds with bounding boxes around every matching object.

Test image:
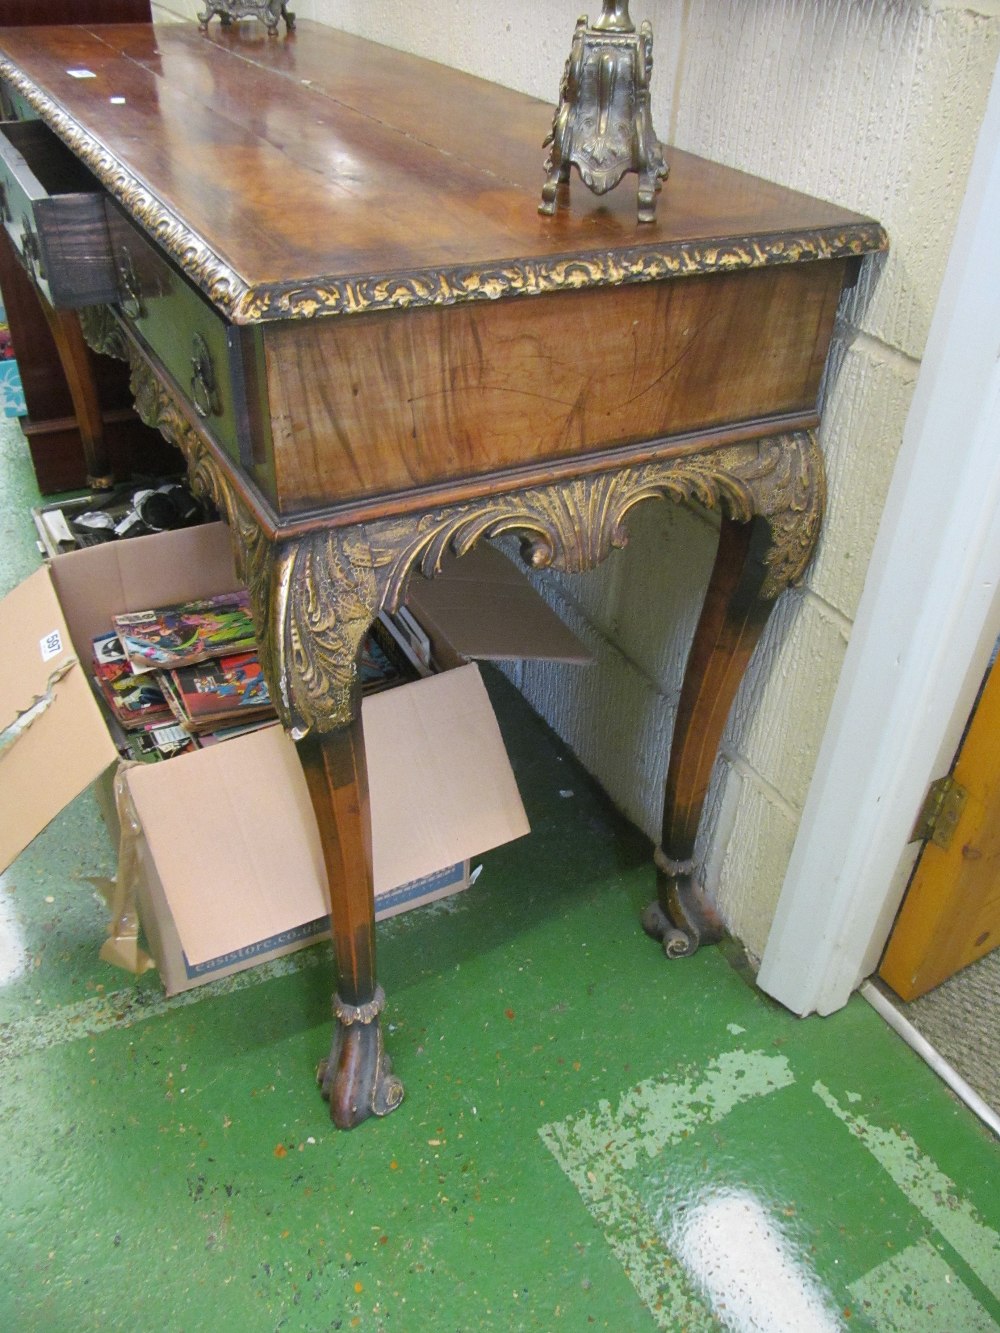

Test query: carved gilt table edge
[106,321,825,744]
[223,227,886,325]
[0,54,887,326]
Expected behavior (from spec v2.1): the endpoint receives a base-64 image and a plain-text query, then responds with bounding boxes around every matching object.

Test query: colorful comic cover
[165,651,275,732]
[113,592,257,673]
[96,666,175,731]
[90,630,173,730]
[92,632,129,682]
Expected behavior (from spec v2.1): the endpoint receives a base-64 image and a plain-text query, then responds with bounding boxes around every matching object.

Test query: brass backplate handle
[190,331,219,418]
[117,244,145,320]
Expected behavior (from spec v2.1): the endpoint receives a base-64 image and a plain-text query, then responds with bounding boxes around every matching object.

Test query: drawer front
[0,119,116,307]
[107,204,245,466]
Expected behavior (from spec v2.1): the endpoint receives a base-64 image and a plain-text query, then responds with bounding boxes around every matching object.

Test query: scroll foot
[539,163,568,216]
[317,987,404,1129]
[641,900,697,958]
[637,169,663,224]
[641,849,724,960]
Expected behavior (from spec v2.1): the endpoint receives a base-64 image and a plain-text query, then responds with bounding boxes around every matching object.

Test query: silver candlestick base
[198,1,295,36]
[540,0,668,223]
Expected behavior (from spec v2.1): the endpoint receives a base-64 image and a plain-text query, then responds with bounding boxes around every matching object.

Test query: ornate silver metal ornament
[540,0,668,222]
[198,1,295,36]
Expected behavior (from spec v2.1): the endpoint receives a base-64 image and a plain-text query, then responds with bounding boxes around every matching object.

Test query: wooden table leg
[643,513,780,957]
[38,300,114,489]
[297,695,404,1129]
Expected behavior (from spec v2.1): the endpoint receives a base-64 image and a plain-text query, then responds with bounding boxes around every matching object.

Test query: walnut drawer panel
[0,118,117,308]
[106,202,273,488]
[262,260,847,512]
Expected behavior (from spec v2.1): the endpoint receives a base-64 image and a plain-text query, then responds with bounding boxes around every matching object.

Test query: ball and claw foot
[316,987,404,1129]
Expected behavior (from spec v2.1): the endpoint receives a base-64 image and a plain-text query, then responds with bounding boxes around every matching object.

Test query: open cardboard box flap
[0,523,245,874]
[408,541,594,666]
[407,543,593,665]
[48,520,244,658]
[0,566,118,871]
[125,664,528,968]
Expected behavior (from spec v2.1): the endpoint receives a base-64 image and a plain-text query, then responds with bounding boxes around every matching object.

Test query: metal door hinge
[912,775,968,849]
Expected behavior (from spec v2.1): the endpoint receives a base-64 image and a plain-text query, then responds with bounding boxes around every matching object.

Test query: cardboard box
[406,543,593,671]
[0,524,586,994]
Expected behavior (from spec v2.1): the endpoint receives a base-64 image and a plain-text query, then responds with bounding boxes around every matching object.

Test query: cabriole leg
[643,515,779,958]
[296,697,403,1129]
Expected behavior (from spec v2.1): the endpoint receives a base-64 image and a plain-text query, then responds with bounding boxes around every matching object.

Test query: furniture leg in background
[38,300,113,489]
[0,2,158,494]
[0,229,177,492]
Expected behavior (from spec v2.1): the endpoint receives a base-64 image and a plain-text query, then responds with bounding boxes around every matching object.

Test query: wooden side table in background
[0,0,177,493]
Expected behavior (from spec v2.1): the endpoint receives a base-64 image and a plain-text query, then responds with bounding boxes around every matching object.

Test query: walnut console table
[0,20,885,1128]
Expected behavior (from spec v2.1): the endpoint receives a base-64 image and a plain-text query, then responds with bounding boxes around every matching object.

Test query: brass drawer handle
[116,244,145,319]
[191,332,219,418]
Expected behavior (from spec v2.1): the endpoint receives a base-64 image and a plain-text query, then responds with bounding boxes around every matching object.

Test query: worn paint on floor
[542,1046,1000,1330]
[1,420,998,1330]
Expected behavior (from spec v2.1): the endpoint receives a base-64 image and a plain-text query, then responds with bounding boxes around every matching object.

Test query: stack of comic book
[158,652,274,734]
[91,631,175,732]
[85,593,272,760]
[89,594,418,762]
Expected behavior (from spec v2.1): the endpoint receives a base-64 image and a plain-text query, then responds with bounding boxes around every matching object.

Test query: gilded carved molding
[0,61,249,318]
[228,231,885,324]
[78,305,129,361]
[362,430,823,607]
[123,347,372,735]
[126,347,823,739]
[0,57,886,327]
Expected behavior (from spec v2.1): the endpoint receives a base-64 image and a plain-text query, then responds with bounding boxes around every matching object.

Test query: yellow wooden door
[879,649,1000,1001]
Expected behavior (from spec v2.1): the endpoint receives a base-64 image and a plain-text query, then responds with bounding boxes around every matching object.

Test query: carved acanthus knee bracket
[122,347,381,734]
[78,304,129,362]
[253,530,381,737]
[124,345,824,739]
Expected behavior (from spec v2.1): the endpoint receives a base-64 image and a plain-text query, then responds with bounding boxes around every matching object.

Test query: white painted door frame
[757,54,1000,1016]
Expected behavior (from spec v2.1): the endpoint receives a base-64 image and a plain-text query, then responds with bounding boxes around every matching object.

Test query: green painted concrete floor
[1,419,998,1331]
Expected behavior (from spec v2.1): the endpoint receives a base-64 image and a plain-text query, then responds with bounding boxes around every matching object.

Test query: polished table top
[0,20,884,327]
